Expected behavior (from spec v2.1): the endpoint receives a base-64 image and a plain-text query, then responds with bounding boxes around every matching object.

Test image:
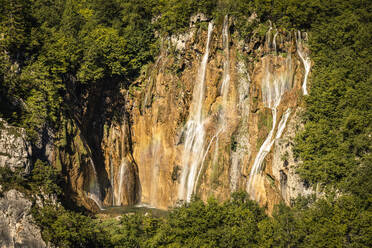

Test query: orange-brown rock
[55,18,313,213]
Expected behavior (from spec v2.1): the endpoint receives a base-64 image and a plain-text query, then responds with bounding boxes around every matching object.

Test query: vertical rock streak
[110,159,115,205]
[150,140,161,206]
[178,22,213,202]
[230,61,251,191]
[220,15,231,107]
[247,53,293,201]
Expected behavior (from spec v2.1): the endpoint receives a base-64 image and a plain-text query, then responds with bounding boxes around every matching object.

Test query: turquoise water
[98,205,168,217]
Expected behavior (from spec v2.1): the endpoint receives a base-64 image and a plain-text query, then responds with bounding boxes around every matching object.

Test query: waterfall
[273,31,278,54]
[110,159,114,205]
[296,31,311,95]
[194,15,231,195]
[275,110,291,139]
[194,127,222,193]
[246,53,293,201]
[178,22,213,202]
[87,158,104,210]
[247,107,291,200]
[116,160,127,206]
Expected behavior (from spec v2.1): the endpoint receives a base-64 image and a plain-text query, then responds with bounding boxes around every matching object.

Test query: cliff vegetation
[0,0,371,247]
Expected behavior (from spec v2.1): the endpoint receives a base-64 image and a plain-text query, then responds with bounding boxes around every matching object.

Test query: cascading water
[110,160,114,205]
[87,158,104,210]
[273,31,278,54]
[194,15,230,194]
[116,160,127,206]
[246,52,294,201]
[178,22,213,202]
[296,30,311,95]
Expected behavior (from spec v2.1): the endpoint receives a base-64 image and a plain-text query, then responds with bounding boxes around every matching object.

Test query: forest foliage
[29,192,372,247]
[0,0,371,247]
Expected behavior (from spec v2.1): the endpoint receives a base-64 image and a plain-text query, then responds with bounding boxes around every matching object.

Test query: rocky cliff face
[59,16,313,212]
[0,190,46,248]
[0,120,46,248]
[0,119,32,174]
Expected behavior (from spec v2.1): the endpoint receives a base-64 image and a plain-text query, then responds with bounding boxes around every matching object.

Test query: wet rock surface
[54,18,312,213]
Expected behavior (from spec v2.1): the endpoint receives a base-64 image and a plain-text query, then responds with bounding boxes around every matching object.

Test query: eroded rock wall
[59,16,313,212]
[101,18,313,211]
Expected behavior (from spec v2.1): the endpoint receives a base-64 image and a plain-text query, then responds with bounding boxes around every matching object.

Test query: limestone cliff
[0,190,46,248]
[0,120,46,248]
[0,118,32,174]
[58,16,313,212]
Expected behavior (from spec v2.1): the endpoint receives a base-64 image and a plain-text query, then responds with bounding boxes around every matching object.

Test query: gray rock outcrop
[0,190,46,248]
[0,119,46,247]
[0,119,32,174]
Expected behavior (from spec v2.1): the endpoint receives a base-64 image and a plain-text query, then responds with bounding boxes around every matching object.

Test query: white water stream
[110,158,114,206]
[273,31,278,54]
[193,15,231,195]
[178,22,213,202]
[246,52,293,200]
[87,158,104,210]
[296,31,311,95]
[116,160,127,206]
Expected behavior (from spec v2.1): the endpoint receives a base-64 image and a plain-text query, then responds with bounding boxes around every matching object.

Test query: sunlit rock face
[58,16,312,212]
[0,119,32,174]
[101,116,140,207]
[246,53,295,204]
[118,18,311,211]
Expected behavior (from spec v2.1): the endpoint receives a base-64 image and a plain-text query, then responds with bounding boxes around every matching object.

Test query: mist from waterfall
[110,160,114,205]
[87,158,104,210]
[150,140,161,206]
[116,160,127,206]
[178,22,213,202]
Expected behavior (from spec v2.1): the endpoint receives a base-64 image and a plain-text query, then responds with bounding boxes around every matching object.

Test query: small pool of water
[97,204,168,218]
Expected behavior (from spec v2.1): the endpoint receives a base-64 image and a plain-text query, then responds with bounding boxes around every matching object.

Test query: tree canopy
[0,0,371,247]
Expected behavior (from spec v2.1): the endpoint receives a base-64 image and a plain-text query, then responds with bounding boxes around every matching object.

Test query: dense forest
[0,0,371,247]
